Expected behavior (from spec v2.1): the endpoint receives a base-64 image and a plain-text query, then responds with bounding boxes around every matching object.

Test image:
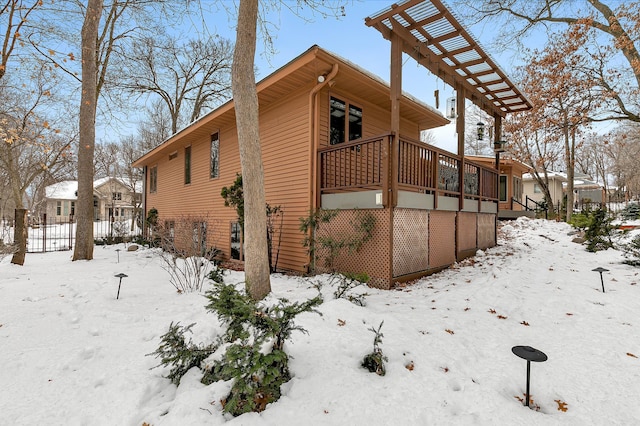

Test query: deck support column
[456,83,466,211]
[388,30,403,285]
[494,114,502,245]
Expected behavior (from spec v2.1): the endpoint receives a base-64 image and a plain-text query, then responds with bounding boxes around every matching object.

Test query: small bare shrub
[0,222,17,262]
[156,215,221,293]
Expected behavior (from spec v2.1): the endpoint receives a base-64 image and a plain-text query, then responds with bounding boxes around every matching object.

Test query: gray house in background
[522,171,567,209]
[45,177,141,221]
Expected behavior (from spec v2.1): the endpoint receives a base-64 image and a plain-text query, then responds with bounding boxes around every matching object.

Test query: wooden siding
[145,85,313,273]
[135,46,451,277]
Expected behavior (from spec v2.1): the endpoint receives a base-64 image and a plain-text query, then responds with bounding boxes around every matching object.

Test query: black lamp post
[592,267,609,293]
[114,273,128,300]
[512,345,547,408]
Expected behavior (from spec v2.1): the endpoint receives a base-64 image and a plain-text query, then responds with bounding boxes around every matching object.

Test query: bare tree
[607,125,640,201]
[0,0,41,80]
[0,75,74,264]
[227,0,348,300]
[73,0,103,261]
[125,34,233,134]
[232,0,271,300]
[456,0,640,124]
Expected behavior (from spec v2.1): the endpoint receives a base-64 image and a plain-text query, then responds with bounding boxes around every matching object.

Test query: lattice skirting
[316,208,496,289]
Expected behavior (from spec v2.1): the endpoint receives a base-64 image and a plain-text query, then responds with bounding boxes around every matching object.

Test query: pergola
[365,0,531,155]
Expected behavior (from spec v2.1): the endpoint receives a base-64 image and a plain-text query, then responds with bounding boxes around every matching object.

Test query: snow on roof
[522,171,568,182]
[45,177,142,200]
[45,180,78,200]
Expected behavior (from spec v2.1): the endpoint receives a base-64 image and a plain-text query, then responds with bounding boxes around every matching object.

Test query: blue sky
[172,1,531,153]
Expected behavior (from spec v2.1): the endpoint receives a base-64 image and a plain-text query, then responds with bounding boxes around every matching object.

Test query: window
[184,146,191,185]
[70,201,75,216]
[330,96,362,145]
[533,183,542,194]
[56,201,62,216]
[150,166,157,193]
[513,176,523,202]
[112,192,122,201]
[164,220,175,243]
[499,175,508,202]
[193,221,207,255]
[231,222,243,260]
[210,132,219,179]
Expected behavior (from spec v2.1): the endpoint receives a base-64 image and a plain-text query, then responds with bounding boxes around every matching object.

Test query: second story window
[112,192,122,201]
[185,146,191,185]
[330,96,362,145]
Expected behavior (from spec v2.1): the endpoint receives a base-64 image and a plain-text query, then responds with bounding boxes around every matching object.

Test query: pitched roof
[133,45,449,167]
[45,180,78,200]
[45,177,142,200]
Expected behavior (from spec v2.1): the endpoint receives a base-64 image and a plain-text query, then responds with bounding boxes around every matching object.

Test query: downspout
[142,165,147,239]
[307,62,338,270]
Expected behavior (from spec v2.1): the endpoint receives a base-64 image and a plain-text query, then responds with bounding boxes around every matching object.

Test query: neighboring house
[522,171,567,210]
[133,1,530,288]
[573,173,606,208]
[466,156,533,219]
[45,177,142,221]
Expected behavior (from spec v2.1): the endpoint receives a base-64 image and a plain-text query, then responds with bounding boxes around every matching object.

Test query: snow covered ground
[1,218,639,425]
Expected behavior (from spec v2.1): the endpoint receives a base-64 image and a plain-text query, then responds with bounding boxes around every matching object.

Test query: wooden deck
[318,133,498,209]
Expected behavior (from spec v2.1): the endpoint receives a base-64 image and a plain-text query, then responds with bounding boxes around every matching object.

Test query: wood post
[11,208,27,265]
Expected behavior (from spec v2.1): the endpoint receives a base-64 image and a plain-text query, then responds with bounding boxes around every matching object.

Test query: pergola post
[390,29,402,208]
[456,83,466,211]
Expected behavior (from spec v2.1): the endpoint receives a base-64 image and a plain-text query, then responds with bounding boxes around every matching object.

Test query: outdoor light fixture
[115,248,121,263]
[446,97,456,119]
[592,267,609,293]
[317,75,326,83]
[512,345,548,408]
[477,122,485,141]
[114,273,128,300]
[494,140,507,153]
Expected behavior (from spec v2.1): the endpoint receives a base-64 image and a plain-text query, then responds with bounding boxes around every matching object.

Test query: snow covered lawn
[1,218,639,425]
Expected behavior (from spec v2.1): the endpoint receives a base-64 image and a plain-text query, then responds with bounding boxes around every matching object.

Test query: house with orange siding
[133,1,531,288]
[466,156,533,219]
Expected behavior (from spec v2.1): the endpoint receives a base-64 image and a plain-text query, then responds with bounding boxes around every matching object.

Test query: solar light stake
[512,346,547,408]
[115,248,121,263]
[592,267,609,293]
[114,273,128,300]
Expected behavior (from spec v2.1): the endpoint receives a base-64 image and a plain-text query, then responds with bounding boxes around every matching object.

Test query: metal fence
[1,213,142,253]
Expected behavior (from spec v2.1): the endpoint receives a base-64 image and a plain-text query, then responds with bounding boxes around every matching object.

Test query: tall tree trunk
[232,0,271,300]
[565,125,576,222]
[10,208,27,265]
[73,0,103,261]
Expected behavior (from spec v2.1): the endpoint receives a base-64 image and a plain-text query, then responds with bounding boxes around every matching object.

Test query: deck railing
[319,133,498,206]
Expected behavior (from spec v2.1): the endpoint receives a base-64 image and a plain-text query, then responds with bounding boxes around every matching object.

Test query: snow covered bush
[152,282,323,416]
[201,282,323,416]
[362,321,388,376]
[622,234,640,266]
[149,322,218,385]
[331,272,369,306]
[571,207,619,252]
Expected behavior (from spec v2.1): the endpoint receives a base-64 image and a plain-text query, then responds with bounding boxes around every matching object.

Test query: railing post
[382,135,390,207]
[391,134,399,207]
